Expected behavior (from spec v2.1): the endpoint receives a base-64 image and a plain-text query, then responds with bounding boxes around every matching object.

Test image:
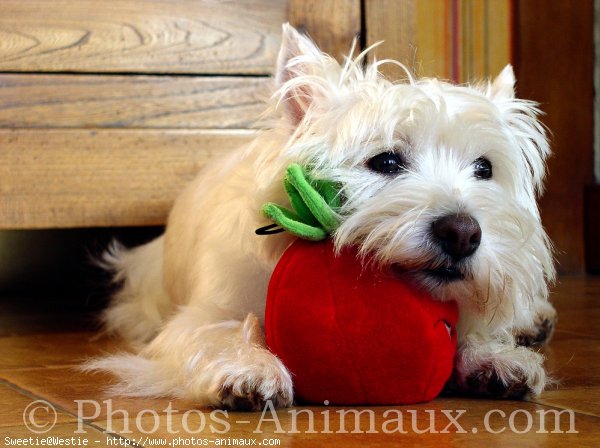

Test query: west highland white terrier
[88,24,556,410]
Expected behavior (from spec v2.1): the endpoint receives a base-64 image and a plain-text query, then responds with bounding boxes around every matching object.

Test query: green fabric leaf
[261,203,328,241]
[284,177,319,227]
[259,163,342,240]
[285,164,340,233]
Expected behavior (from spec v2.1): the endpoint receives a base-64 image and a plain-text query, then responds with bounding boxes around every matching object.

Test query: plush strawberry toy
[258,165,458,405]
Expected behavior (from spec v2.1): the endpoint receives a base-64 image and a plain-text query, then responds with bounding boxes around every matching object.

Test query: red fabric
[265,239,458,405]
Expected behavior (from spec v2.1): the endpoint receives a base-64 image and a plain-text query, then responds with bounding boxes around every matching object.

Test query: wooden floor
[1,276,598,447]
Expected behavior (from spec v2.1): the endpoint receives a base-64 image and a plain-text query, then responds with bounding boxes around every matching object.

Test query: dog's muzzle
[392,213,481,284]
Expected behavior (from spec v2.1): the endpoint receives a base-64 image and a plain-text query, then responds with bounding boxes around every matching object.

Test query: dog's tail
[99,236,170,346]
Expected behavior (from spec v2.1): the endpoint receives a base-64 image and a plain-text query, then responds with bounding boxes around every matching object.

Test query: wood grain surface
[514,0,594,273]
[0,74,271,129]
[365,0,417,78]
[0,0,287,74]
[289,0,361,60]
[2,1,592,273]
[2,274,600,446]
[0,129,254,228]
[364,0,511,82]
[585,185,600,273]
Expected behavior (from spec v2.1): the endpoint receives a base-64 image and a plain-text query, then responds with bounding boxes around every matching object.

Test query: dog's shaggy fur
[87,25,556,409]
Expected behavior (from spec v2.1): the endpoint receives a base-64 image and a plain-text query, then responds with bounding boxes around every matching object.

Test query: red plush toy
[259,164,458,405]
[265,239,458,405]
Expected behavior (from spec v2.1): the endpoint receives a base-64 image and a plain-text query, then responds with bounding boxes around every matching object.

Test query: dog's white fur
[87,25,555,407]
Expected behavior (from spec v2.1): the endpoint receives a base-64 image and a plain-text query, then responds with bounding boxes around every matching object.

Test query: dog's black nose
[432,214,481,261]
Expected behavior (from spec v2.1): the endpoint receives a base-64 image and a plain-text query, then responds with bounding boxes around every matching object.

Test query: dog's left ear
[487,64,551,195]
[488,64,515,100]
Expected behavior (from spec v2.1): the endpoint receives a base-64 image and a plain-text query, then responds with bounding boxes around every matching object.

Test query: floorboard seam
[0,377,141,447]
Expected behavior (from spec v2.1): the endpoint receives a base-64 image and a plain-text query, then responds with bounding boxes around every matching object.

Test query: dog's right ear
[275,24,333,126]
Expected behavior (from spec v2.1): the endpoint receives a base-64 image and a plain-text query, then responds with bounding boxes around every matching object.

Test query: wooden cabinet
[0,0,592,272]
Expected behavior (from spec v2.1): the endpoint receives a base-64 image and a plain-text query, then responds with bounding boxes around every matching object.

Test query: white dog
[88,24,556,410]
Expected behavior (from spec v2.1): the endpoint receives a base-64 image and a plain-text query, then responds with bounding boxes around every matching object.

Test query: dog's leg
[209,314,294,410]
[88,307,294,409]
[514,298,557,347]
[99,236,171,346]
[446,333,546,399]
[88,142,295,409]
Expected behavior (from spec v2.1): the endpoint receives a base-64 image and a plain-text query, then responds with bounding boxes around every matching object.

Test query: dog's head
[273,25,554,324]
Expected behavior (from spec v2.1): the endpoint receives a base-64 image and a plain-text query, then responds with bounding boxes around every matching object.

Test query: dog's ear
[275,24,335,126]
[489,64,516,100]
[488,64,550,195]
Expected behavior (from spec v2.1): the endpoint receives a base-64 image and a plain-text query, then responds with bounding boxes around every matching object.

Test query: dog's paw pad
[220,386,268,411]
[215,365,293,411]
[485,371,530,399]
[466,364,531,399]
[516,318,555,347]
[219,383,292,411]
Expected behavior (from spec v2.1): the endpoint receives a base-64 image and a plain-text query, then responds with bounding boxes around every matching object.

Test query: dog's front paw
[218,374,293,411]
[515,301,557,347]
[216,359,294,411]
[449,344,546,399]
[515,317,556,347]
[463,363,532,399]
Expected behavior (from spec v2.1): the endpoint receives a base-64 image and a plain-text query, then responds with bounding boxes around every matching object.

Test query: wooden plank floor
[0,276,598,447]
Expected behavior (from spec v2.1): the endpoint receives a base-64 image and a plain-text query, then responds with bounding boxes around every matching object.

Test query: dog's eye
[473,157,492,180]
[367,152,406,175]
